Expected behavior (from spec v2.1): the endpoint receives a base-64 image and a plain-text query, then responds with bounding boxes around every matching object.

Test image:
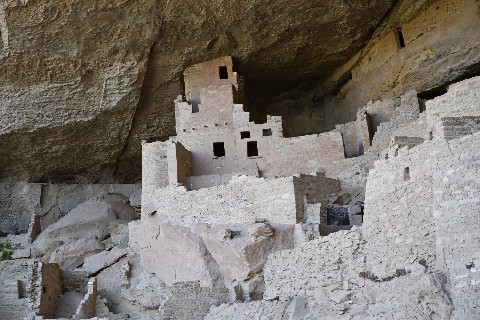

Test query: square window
[219,66,228,79]
[262,128,272,136]
[213,142,225,157]
[240,131,250,139]
[247,141,258,157]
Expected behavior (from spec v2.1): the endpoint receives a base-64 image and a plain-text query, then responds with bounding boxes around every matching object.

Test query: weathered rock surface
[48,237,104,269]
[130,220,223,288]
[32,193,137,261]
[0,0,439,183]
[83,246,127,276]
[0,182,139,235]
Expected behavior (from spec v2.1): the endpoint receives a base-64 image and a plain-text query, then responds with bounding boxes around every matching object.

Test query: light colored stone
[131,220,223,288]
[33,193,136,259]
[49,237,105,269]
[55,291,84,319]
[83,247,128,276]
[11,248,30,259]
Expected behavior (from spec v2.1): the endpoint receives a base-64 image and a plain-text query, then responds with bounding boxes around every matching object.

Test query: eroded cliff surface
[0,0,442,183]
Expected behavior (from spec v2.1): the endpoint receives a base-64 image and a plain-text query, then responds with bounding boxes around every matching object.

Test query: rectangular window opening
[247,141,258,157]
[18,281,26,299]
[404,167,410,181]
[42,286,47,294]
[240,131,250,139]
[213,142,225,157]
[192,103,199,113]
[219,66,229,79]
[262,128,272,136]
[397,29,406,48]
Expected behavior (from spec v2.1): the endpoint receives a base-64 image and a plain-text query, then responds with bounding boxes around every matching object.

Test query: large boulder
[130,219,223,288]
[194,223,295,283]
[33,193,136,260]
[48,237,104,269]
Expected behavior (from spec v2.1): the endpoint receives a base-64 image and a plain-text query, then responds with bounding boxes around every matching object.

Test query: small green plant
[0,241,23,261]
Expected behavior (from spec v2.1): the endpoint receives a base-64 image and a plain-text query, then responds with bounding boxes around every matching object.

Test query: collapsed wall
[0,259,62,320]
[205,77,480,319]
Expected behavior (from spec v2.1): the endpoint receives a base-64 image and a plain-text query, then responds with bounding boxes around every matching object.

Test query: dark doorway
[247,141,258,157]
[213,142,225,157]
[219,66,228,79]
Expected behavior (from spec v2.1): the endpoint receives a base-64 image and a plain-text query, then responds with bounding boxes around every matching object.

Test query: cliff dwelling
[0,0,479,319]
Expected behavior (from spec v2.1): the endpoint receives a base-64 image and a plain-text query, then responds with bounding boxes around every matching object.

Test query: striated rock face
[0,0,438,183]
[0,0,161,183]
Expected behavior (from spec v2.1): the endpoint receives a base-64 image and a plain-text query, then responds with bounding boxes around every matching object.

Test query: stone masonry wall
[36,262,63,318]
[142,140,169,204]
[143,176,298,227]
[430,133,480,319]
[72,277,98,320]
[264,228,365,306]
[293,173,341,223]
[160,281,230,320]
[167,140,192,186]
[363,144,438,278]
[425,76,480,141]
[0,259,32,320]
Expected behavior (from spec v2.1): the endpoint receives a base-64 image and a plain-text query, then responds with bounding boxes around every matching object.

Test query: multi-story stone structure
[135,57,356,294]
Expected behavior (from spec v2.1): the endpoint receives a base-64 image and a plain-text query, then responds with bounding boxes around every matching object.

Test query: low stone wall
[144,176,298,226]
[206,300,291,320]
[264,228,365,303]
[0,259,32,320]
[160,281,229,320]
[63,269,88,294]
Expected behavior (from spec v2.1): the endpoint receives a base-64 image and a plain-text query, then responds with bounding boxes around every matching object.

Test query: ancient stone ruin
[0,0,479,319]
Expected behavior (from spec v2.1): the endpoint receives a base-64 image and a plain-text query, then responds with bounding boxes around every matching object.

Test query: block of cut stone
[12,248,31,259]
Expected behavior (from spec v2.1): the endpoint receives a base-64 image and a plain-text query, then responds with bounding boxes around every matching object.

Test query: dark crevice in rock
[359,268,411,283]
